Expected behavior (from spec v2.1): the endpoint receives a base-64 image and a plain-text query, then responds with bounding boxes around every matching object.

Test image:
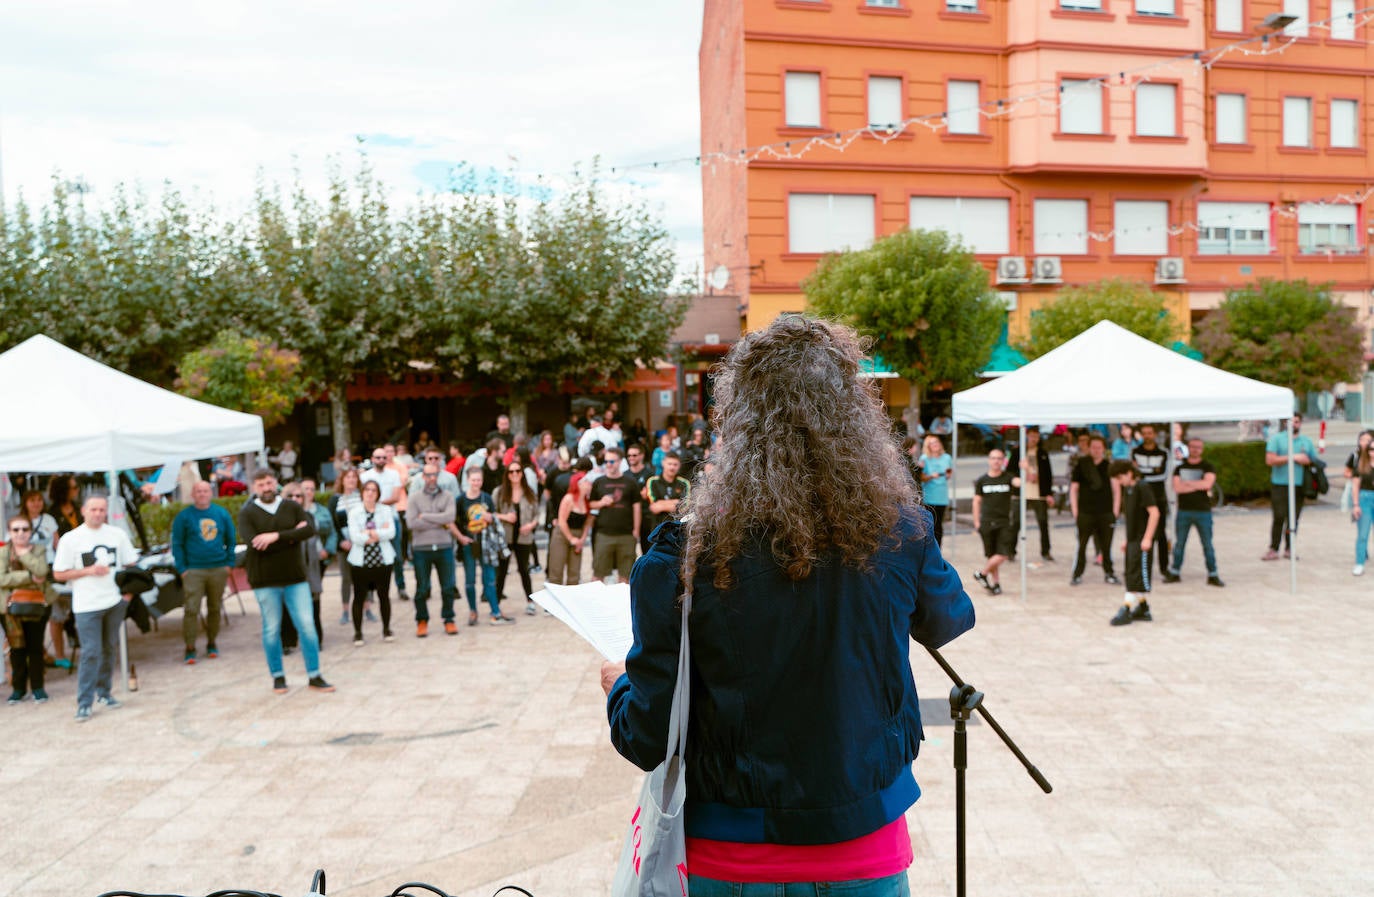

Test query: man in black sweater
[238,469,334,694]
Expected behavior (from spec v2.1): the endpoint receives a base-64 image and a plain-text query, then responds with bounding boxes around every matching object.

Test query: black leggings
[1270,485,1305,551]
[350,564,392,637]
[497,543,534,601]
[9,608,51,692]
[923,504,946,546]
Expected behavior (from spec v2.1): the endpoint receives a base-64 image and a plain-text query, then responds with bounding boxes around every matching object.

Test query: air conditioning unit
[996,256,1027,284]
[1155,257,1186,284]
[1031,256,1062,284]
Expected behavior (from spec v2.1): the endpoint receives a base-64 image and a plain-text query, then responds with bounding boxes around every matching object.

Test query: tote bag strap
[663,590,692,766]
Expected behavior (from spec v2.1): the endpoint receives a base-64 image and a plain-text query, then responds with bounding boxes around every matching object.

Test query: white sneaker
[1354,564,1365,576]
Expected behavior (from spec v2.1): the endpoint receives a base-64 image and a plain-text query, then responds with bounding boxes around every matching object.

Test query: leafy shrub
[1202,441,1270,502]
[138,495,251,547]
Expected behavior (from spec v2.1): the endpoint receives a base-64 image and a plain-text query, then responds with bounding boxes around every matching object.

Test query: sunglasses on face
[9,525,31,533]
[508,468,523,474]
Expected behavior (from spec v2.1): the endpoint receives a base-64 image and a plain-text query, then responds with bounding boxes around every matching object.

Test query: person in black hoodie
[238,470,334,695]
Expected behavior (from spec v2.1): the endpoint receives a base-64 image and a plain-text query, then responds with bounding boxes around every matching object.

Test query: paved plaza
[2,470,1372,897]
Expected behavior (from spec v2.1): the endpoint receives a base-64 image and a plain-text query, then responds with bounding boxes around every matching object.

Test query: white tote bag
[611,593,691,897]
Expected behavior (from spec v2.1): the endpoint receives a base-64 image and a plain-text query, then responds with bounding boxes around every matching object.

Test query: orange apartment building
[700,0,1374,397]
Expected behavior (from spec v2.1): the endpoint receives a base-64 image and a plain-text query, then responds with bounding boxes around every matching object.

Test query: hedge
[137,491,334,547]
[1201,441,1270,502]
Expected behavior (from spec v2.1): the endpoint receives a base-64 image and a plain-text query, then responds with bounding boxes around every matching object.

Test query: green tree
[803,228,1004,417]
[233,159,420,455]
[1193,278,1364,395]
[176,330,308,427]
[426,169,688,434]
[1018,278,1181,360]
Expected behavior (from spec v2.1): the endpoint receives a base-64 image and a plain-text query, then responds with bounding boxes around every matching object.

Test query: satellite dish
[708,264,730,291]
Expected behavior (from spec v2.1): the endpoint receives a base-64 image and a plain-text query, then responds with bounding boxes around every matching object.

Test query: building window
[1197,202,1270,255]
[1215,0,1243,31]
[1135,83,1177,137]
[1059,79,1104,134]
[1331,0,1356,40]
[785,72,822,128]
[1283,0,1309,37]
[1298,204,1359,253]
[788,194,875,253]
[1331,99,1359,148]
[946,80,981,134]
[1135,0,1175,15]
[865,0,902,6]
[1215,93,1247,144]
[946,0,979,10]
[909,196,1010,254]
[868,77,903,129]
[1034,199,1089,255]
[1060,0,1103,10]
[1114,201,1169,255]
[1283,97,1312,147]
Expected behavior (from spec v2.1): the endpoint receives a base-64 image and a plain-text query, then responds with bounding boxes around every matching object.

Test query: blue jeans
[1171,509,1218,576]
[459,542,500,617]
[255,582,321,679]
[74,601,126,708]
[413,545,457,622]
[687,872,910,896]
[1356,493,1374,565]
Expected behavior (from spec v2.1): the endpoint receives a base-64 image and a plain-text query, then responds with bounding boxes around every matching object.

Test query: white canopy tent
[951,321,1298,598]
[0,334,264,690]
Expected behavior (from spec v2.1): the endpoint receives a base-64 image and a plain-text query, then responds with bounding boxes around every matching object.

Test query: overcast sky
[0,1,706,273]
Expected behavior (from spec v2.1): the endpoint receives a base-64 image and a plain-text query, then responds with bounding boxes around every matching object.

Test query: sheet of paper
[530,580,634,662]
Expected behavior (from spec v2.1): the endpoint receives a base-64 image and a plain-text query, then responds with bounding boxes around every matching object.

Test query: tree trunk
[904,381,923,435]
[330,387,352,458]
[509,398,529,439]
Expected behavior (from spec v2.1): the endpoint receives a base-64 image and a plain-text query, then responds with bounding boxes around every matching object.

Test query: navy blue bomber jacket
[606,507,975,846]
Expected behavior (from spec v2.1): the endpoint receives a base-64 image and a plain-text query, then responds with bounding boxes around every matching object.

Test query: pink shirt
[685,816,912,884]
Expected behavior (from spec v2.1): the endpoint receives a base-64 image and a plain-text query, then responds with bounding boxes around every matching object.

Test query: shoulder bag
[611,590,692,897]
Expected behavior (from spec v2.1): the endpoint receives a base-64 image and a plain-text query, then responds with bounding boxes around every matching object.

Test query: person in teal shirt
[917,434,954,545]
[1263,413,1316,560]
[170,482,237,662]
[1110,424,1139,461]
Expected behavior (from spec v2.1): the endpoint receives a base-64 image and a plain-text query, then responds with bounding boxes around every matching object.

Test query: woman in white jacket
[346,480,397,646]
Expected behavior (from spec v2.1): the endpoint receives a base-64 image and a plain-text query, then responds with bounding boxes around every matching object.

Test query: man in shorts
[1109,460,1160,626]
[971,448,1020,596]
[588,446,641,582]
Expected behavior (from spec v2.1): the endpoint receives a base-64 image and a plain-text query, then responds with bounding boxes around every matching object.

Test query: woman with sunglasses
[494,461,539,615]
[345,480,397,645]
[1351,439,1374,575]
[3,514,53,703]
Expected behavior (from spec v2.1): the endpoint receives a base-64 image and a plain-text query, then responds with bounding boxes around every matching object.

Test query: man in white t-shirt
[52,495,140,723]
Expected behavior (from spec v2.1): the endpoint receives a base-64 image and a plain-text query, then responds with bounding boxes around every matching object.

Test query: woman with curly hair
[601,316,975,896]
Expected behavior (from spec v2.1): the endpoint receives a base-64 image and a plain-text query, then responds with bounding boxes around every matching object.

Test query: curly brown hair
[680,316,919,593]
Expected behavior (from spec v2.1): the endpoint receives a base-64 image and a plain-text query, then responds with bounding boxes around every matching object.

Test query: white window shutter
[789,194,875,253]
[1034,199,1089,255]
[1283,0,1309,36]
[785,72,821,128]
[1114,201,1169,255]
[1283,97,1311,147]
[1059,80,1103,135]
[1135,84,1176,137]
[868,77,903,129]
[1331,99,1358,148]
[1331,0,1356,40]
[910,197,1009,254]
[1215,0,1242,31]
[1135,0,1174,14]
[1215,94,1246,144]
[1197,202,1269,230]
[946,80,981,134]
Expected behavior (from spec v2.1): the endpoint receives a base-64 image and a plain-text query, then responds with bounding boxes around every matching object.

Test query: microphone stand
[926,646,1052,897]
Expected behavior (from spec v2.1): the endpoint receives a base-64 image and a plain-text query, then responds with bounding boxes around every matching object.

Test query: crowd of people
[0,404,701,719]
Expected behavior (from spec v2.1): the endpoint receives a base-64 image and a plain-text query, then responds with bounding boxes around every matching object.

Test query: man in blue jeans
[1167,437,1225,587]
[52,495,140,723]
[455,466,508,625]
[237,470,334,694]
[407,463,459,637]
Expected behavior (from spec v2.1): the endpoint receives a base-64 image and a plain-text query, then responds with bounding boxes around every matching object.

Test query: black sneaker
[398,591,410,602]
[1131,601,1153,622]
[1070,576,1083,586]
[1207,575,1226,588]
[972,571,992,592]
[308,676,335,693]
[272,676,288,694]
[1104,575,1122,585]
[990,583,1003,595]
[1162,573,1181,584]
[1109,606,1133,626]
[7,690,25,705]
[1041,554,1054,562]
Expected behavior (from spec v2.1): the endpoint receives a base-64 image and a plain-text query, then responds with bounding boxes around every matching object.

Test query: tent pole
[109,470,132,695]
[1019,423,1027,604]
[1166,421,1177,570]
[1287,417,1297,596]
[950,418,958,560]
